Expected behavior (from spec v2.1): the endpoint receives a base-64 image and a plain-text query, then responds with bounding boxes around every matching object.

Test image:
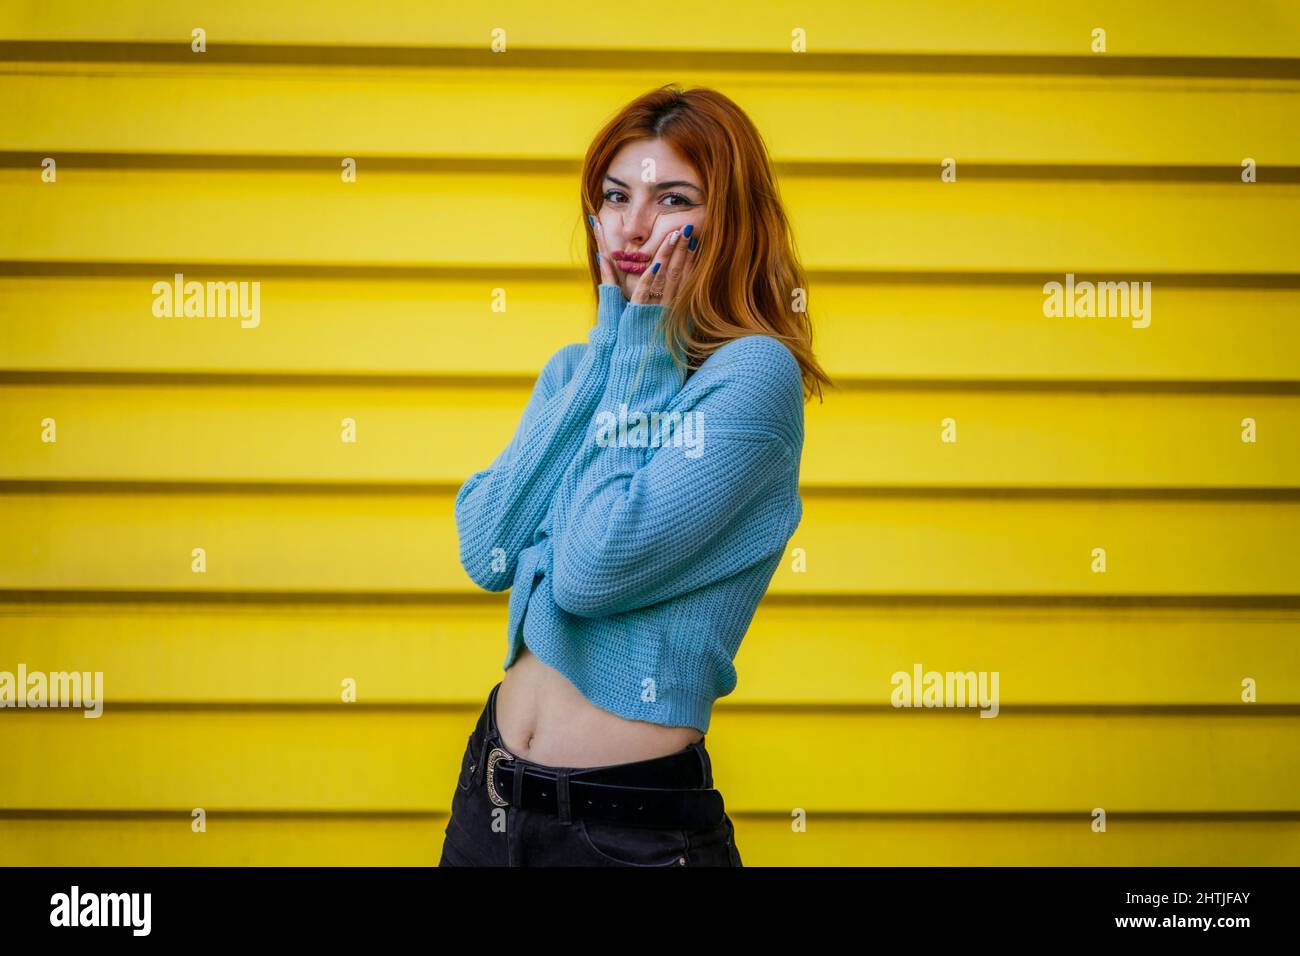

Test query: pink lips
[610,251,651,274]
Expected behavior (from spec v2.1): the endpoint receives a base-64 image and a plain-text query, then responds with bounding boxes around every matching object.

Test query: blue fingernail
[588,214,595,228]
[683,224,693,238]
[688,236,698,251]
[652,262,660,274]
[596,253,600,264]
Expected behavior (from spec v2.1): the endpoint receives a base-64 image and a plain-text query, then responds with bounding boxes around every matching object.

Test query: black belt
[482,742,726,830]
[475,683,725,830]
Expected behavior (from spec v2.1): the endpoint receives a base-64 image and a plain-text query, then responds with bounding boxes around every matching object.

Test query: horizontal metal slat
[3,169,1296,272]
[2,383,1298,487]
[1,708,1295,812]
[2,491,1298,594]
[3,277,1297,382]
[3,0,1298,59]
[2,601,1296,705]
[3,63,1298,166]
[2,815,1295,866]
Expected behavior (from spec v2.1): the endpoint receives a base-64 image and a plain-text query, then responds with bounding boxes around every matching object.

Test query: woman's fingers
[630,229,680,304]
[588,214,618,285]
[659,225,693,306]
[629,230,671,304]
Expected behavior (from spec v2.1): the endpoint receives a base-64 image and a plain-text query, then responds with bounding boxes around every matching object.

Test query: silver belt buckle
[485,746,514,807]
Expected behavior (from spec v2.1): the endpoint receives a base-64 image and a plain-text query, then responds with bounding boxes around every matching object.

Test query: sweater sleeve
[453,283,628,591]
[548,307,802,618]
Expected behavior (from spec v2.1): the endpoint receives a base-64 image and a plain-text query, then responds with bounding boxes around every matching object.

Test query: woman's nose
[620,202,660,239]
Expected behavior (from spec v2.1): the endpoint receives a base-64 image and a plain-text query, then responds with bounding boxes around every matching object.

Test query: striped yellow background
[2,1,1299,865]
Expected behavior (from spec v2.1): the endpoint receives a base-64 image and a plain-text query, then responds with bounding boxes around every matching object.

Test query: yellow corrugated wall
[1,1,1298,865]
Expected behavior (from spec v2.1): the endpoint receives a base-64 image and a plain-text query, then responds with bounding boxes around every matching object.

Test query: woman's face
[596,137,706,300]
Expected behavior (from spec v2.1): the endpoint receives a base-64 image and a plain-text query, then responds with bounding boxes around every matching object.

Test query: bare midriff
[496,645,704,768]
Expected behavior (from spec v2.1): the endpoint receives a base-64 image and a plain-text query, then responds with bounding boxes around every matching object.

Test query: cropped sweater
[453,283,805,734]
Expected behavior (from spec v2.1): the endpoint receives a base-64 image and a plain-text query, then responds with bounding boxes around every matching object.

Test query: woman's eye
[603,189,695,207]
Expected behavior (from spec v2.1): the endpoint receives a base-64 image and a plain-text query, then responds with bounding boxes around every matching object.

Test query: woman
[440,84,831,866]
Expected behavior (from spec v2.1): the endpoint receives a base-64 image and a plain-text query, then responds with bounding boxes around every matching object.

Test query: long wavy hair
[580,84,832,403]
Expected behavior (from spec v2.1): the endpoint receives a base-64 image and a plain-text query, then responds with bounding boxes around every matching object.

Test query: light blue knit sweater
[454,283,805,733]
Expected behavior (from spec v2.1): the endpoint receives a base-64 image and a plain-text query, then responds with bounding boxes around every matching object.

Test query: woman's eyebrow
[605,175,703,195]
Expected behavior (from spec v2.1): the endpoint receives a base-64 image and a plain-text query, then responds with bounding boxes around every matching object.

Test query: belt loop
[694,738,713,788]
[555,769,572,826]
[512,756,526,808]
[488,681,501,736]
[476,733,490,787]
[475,685,494,787]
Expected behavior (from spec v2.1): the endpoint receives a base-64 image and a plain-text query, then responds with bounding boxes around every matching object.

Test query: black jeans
[439,681,742,867]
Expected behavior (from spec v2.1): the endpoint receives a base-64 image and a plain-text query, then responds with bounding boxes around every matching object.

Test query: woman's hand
[589,213,621,287]
[588,212,699,309]
[628,225,697,309]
